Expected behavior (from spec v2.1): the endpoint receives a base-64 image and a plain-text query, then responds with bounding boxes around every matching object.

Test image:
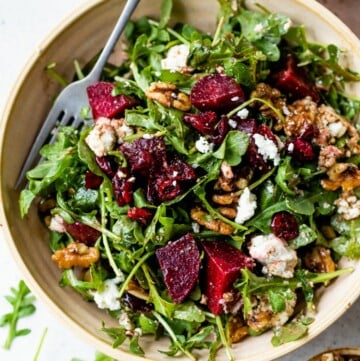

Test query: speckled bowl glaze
[1,1,360,360]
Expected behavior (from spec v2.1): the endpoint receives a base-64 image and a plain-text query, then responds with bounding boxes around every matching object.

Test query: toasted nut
[321,163,360,192]
[127,279,149,301]
[146,81,191,111]
[38,198,57,213]
[228,316,248,343]
[52,242,100,269]
[190,207,234,235]
[218,206,237,219]
[303,246,336,273]
[212,193,238,205]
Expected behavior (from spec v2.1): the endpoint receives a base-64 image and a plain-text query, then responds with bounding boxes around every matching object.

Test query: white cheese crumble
[237,108,249,119]
[48,214,66,233]
[90,278,122,311]
[161,44,190,72]
[328,121,347,138]
[335,194,360,220]
[248,233,298,278]
[234,187,257,224]
[85,117,116,157]
[228,118,238,128]
[195,136,214,154]
[253,133,280,165]
[283,19,292,32]
[254,23,264,33]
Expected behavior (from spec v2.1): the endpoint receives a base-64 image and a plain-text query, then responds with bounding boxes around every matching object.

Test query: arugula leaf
[0,280,36,349]
[271,318,312,346]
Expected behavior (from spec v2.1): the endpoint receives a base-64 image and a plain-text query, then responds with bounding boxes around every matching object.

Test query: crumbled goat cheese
[85,117,116,157]
[328,121,347,138]
[90,278,122,311]
[161,44,190,72]
[283,19,292,32]
[235,187,257,224]
[248,234,298,278]
[192,222,201,233]
[335,193,360,220]
[48,214,66,233]
[237,108,249,119]
[254,23,264,33]
[195,136,214,154]
[228,118,238,128]
[253,133,280,165]
[111,118,134,143]
[282,105,291,116]
[287,142,295,152]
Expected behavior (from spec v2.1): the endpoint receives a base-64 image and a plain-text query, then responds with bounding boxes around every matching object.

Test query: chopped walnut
[318,145,344,169]
[303,246,336,273]
[250,83,288,130]
[126,279,149,301]
[246,292,297,333]
[218,206,237,219]
[334,191,360,220]
[321,163,360,192]
[145,81,191,111]
[52,242,100,269]
[190,207,234,235]
[212,193,238,205]
[228,315,248,343]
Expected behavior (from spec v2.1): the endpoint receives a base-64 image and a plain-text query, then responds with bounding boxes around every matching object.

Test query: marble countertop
[0,1,359,360]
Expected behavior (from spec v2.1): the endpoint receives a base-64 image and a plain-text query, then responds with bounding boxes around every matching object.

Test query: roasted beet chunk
[120,137,167,177]
[127,207,153,225]
[202,241,254,315]
[286,138,315,162]
[96,156,117,178]
[271,211,299,241]
[210,115,230,145]
[272,54,320,102]
[87,81,136,119]
[183,111,218,135]
[64,221,101,246]
[235,117,258,135]
[156,233,201,303]
[112,168,134,206]
[190,74,245,112]
[85,170,103,189]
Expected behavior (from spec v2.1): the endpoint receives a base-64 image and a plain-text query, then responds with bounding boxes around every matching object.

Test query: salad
[19,0,360,360]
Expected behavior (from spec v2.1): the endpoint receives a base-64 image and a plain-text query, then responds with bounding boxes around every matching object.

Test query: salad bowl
[1,0,360,361]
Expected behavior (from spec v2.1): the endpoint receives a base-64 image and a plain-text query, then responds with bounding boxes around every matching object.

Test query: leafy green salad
[19,0,360,360]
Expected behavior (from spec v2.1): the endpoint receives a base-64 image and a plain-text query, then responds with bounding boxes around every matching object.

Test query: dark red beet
[257,124,278,144]
[235,117,258,135]
[298,124,319,142]
[190,74,245,112]
[112,168,134,206]
[64,221,101,246]
[156,233,201,303]
[287,139,315,161]
[272,54,320,102]
[271,211,299,241]
[183,111,218,135]
[202,241,254,315]
[127,207,153,225]
[244,141,271,174]
[210,115,230,145]
[122,292,154,313]
[120,137,167,177]
[87,81,136,119]
[147,175,182,204]
[166,156,196,182]
[96,156,117,178]
[85,170,103,189]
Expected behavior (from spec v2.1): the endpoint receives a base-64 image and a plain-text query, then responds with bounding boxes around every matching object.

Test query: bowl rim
[1,0,360,360]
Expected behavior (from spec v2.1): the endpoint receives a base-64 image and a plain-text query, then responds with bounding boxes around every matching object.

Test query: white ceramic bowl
[1,1,360,360]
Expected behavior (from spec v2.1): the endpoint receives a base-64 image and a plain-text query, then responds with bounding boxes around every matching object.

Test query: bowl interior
[1,0,360,360]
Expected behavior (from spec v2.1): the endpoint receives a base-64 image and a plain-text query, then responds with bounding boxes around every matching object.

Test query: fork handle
[87,0,140,82]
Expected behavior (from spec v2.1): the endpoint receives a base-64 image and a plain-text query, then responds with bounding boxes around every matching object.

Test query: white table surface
[0,1,359,361]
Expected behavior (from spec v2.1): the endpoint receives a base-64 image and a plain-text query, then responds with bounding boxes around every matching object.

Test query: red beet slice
[286,138,315,161]
[87,81,136,119]
[64,221,101,246]
[112,168,134,206]
[156,233,201,303]
[202,241,254,315]
[272,54,320,102]
[127,207,153,225]
[183,111,219,135]
[85,170,103,189]
[190,74,245,112]
[271,211,299,241]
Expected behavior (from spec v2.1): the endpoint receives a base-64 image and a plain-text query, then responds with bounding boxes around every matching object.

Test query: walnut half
[145,81,191,111]
[52,242,100,269]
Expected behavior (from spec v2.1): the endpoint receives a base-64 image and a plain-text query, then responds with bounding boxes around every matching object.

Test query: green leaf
[289,224,317,249]
[129,335,145,356]
[268,289,286,313]
[159,0,173,28]
[101,323,127,348]
[271,320,309,346]
[213,130,249,166]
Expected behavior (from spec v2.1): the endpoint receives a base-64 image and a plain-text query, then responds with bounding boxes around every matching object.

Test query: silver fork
[16,0,140,188]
